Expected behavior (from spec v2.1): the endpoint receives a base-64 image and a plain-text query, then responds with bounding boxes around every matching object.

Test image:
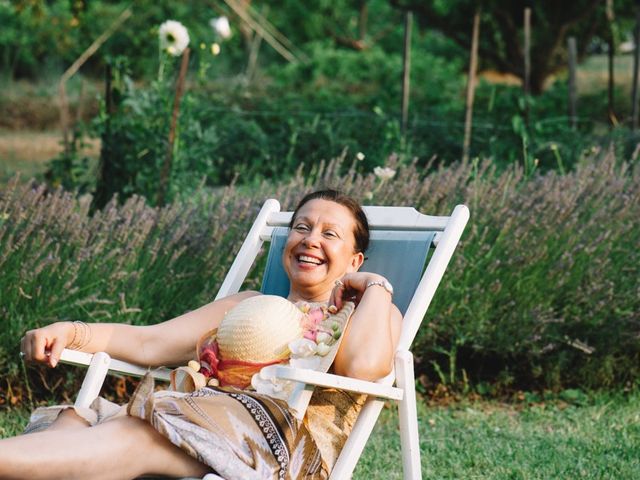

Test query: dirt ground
[0,130,100,183]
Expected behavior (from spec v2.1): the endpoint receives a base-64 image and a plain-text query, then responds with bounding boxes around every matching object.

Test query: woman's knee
[47,408,91,431]
[100,416,211,477]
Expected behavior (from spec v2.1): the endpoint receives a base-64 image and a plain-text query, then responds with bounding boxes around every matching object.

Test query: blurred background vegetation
[0,0,639,406]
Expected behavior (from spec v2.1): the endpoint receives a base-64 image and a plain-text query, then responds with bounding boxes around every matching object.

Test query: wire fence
[189,104,640,168]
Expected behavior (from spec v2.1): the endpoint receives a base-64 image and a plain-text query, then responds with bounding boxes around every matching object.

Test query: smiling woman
[0,189,401,480]
[285,194,366,303]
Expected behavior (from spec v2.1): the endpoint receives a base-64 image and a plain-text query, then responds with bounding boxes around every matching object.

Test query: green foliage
[2,152,639,398]
[392,0,638,94]
[46,33,468,202]
[0,0,237,80]
[355,391,640,478]
[3,391,640,477]
[414,151,640,391]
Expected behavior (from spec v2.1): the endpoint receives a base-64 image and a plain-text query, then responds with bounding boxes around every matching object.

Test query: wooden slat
[268,206,449,231]
[268,366,403,401]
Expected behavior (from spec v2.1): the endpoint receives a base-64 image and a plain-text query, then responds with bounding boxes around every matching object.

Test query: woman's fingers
[31,332,49,363]
[331,280,344,310]
[20,329,58,366]
[48,337,66,368]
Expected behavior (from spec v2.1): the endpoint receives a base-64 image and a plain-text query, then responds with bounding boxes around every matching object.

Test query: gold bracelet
[80,321,92,349]
[69,321,91,350]
[68,321,80,350]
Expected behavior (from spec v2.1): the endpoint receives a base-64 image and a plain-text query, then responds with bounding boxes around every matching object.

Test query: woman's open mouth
[297,254,325,266]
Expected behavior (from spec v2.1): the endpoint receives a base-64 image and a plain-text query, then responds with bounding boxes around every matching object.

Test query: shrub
[2,151,638,403]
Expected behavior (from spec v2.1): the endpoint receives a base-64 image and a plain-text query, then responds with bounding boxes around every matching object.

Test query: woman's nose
[302,230,321,247]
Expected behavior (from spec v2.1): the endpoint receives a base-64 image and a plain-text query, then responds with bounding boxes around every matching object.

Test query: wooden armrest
[59,349,172,382]
[264,365,404,401]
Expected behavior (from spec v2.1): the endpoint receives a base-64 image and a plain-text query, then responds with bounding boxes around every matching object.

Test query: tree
[390,0,635,94]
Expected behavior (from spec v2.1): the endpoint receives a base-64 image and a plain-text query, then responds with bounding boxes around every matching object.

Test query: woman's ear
[349,251,365,272]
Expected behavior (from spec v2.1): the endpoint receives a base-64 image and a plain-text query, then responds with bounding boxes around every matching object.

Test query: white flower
[374,166,396,180]
[316,343,332,356]
[315,332,333,345]
[356,152,365,161]
[252,369,291,400]
[211,42,221,56]
[210,16,232,39]
[289,338,318,358]
[159,20,190,57]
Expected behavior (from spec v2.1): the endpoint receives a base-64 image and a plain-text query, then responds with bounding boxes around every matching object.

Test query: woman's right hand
[20,322,73,368]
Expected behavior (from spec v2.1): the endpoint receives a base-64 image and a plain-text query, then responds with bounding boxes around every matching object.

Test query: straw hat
[217,295,304,363]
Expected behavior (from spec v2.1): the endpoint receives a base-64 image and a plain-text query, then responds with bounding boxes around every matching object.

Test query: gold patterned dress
[25,375,365,479]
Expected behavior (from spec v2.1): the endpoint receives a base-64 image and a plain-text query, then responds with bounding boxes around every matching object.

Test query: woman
[0,190,402,480]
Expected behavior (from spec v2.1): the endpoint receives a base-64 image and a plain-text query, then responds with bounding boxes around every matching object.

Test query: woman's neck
[287,288,331,304]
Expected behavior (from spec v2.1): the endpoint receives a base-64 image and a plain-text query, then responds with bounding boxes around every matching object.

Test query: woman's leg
[0,415,210,480]
[45,408,91,431]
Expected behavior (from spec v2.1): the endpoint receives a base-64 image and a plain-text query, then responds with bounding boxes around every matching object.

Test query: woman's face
[283,199,364,299]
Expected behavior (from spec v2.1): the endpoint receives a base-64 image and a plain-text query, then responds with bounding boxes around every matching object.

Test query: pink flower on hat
[300,305,327,341]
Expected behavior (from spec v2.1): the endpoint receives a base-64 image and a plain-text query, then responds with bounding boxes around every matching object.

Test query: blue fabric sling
[261,227,436,315]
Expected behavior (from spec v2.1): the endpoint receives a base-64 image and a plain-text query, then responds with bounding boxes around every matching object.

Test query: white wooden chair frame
[58,199,469,479]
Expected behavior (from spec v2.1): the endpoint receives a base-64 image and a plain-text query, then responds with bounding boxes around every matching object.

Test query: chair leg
[74,352,111,409]
[395,350,422,480]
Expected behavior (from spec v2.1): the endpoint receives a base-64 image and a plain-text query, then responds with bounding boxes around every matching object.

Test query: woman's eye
[323,230,338,238]
[294,224,309,231]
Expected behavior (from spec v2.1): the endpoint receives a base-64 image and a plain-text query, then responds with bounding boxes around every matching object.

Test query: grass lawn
[1,392,638,478]
[578,53,635,94]
[354,392,640,479]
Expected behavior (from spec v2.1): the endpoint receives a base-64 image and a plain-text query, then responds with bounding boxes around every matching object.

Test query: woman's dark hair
[289,189,370,254]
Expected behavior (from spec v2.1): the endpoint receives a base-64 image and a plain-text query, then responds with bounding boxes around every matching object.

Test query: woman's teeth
[298,255,322,265]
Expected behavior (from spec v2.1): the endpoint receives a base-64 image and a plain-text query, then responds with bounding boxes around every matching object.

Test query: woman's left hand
[330,272,388,310]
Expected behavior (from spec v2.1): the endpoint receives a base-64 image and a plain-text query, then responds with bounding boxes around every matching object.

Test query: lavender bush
[1,150,638,399]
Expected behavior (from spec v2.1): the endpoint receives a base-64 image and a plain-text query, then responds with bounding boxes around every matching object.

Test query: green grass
[2,392,639,478]
[354,392,640,479]
[0,406,30,438]
[578,53,635,94]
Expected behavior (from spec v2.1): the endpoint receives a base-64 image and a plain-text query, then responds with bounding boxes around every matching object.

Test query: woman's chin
[289,269,327,288]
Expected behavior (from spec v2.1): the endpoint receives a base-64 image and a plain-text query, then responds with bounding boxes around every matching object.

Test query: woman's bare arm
[330,273,401,381]
[21,291,260,368]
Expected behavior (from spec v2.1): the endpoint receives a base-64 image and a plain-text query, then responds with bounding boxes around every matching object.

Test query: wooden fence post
[401,11,413,135]
[567,37,578,130]
[246,6,268,82]
[523,6,531,126]
[93,63,116,210]
[462,9,480,163]
[157,48,191,207]
[632,0,640,130]
[606,0,617,125]
[57,6,132,154]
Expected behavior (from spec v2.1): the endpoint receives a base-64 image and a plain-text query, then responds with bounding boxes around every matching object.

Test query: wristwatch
[366,279,394,297]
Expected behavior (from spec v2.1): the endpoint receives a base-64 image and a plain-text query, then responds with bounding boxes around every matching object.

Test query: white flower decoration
[251,368,291,400]
[159,20,190,57]
[356,152,365,161]
[316,343,331,356]
[315,332,333,345]
[210,16,232,39]
[289,338,318,358]
[374,166,396,180]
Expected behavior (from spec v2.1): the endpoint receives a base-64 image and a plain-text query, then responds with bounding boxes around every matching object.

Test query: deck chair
[58,198,469,479]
